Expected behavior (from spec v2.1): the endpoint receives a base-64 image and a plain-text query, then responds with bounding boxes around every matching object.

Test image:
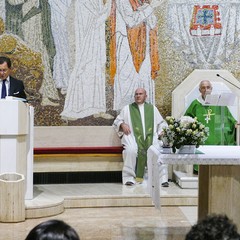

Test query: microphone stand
[216,74,240,90]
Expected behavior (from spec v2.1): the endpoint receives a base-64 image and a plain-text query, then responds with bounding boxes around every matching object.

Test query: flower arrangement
[160,116,209,153]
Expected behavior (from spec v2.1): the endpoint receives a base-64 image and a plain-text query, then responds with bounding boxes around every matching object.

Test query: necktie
[1,79,6,99]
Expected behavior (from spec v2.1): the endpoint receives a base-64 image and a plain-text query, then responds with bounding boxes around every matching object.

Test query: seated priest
[184,80,238,172]
[113,88,169,187]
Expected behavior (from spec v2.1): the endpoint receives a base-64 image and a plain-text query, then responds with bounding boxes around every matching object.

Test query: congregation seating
[33,126,123,182]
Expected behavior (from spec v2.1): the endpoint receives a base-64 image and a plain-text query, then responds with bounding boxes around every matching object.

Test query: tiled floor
[0,206,197,240]
[0,181,198,240]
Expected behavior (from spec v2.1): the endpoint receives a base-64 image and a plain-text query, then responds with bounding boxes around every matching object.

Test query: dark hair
[25,219,80,240]
[0,56,11,68]
[185,214,240,240]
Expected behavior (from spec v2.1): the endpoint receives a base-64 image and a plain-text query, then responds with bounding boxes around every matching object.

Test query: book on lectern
[204,93,236,106]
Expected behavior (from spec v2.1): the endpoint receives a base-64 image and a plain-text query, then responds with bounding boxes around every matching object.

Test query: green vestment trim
[129,103,154,179]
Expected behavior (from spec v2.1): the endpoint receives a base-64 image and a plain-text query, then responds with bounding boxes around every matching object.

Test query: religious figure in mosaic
[5,0,60,106]
[109,0,160,111]
[61,0,113,120]
[48,0,72,94]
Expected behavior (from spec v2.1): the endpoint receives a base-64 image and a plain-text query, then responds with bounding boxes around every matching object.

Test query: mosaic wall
[0,0,240,126]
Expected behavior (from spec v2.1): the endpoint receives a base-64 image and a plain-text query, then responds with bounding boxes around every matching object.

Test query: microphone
[216,74,240,90]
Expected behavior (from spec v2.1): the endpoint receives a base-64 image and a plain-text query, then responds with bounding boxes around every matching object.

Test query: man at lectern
[185,80,237,145]
[0,56,27,100]
[185,80,237,172]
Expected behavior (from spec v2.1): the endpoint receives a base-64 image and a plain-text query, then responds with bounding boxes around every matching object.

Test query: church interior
[1,0,240,239]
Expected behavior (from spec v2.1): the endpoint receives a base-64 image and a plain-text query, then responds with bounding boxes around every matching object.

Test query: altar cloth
[147,145,240,209]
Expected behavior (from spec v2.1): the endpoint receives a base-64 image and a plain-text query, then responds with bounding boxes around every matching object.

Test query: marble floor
[0,181,198,240]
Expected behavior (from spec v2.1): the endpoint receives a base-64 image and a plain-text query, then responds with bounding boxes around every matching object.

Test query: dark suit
[9,76,27,100]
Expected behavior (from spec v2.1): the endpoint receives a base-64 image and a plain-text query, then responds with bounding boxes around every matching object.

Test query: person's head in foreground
[25,219,80,240]
[185,214,240,240]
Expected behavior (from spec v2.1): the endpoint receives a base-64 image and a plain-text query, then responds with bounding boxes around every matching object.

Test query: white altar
[147,145,240,228]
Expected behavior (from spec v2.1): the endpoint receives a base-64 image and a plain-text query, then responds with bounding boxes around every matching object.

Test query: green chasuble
[129,103,154,180]
[185,99,236,145]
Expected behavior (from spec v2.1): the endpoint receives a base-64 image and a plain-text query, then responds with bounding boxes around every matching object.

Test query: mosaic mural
[0,0,240,126]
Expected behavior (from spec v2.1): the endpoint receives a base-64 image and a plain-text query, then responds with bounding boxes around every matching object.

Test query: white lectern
[0,99,34,200]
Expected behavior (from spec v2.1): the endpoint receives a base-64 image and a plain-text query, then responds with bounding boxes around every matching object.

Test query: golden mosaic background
[1,2,240,126]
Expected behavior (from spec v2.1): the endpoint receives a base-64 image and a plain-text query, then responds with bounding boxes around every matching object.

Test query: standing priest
[184,80,238,172]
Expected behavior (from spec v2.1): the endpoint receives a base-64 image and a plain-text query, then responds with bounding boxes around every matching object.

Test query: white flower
[180,116,195,124]
[162,115,209,151]
[186,129,193,134]
[166,116,172,121]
